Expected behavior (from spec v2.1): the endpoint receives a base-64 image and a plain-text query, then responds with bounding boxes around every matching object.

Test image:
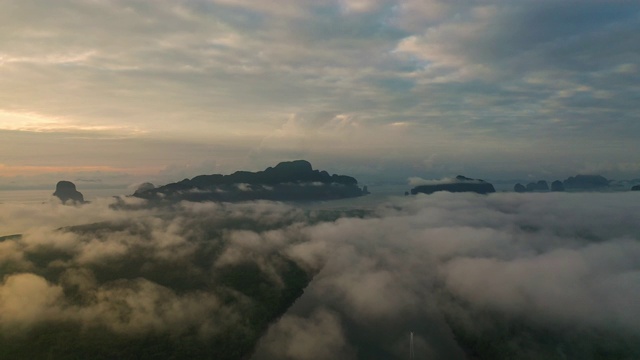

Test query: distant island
[133,160,369,202]
[411,175,496,195]
[514,174,612,193]
[53,180,85,204]
[564,174,609,189]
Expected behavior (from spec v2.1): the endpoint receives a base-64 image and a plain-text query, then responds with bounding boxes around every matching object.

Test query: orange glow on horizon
[0,164,163,177]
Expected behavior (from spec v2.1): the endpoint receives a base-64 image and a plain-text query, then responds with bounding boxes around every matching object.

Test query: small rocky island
[133,160,369,202]
[411,175,496,195]
[53,181,85,204]
[514,174,610,192]
[551,180,565,192]
[563,174,609,189]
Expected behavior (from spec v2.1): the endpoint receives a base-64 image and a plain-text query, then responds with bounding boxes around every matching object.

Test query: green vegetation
[0,209,327,359]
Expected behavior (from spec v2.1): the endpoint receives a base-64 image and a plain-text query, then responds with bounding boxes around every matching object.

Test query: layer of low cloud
[2,192,639,358]
[255,192,640,358]
[0,197,317,358]
[407,176,485,186]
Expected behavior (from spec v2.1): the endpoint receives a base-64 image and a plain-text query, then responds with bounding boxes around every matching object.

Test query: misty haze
[2,0,640,359]
[2,167,640,359]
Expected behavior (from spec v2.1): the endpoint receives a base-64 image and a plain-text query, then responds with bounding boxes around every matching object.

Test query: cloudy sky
[2,0,640,188]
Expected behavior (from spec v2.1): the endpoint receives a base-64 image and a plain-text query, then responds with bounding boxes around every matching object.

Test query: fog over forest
[1,192,639,359]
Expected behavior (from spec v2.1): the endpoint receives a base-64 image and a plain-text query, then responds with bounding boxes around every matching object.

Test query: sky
[2,0,640,189]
